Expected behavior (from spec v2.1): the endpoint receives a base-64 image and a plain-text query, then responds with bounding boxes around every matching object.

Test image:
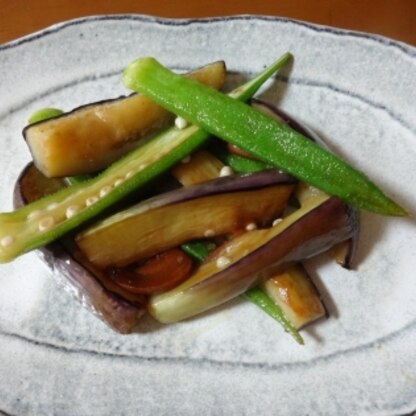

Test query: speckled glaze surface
[0,15,415,416]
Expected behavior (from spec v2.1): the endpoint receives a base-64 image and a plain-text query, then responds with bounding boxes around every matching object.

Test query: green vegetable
[123,57,407,216]
[28,108,63,124]
[243,288,304,345]
[181,240,216,261]
[209,142,269,174]
[0,54,291,263]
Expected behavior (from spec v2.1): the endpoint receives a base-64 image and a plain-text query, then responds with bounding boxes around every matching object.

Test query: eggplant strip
[24,61,226,177]
[260,264,327,330]
[76,171,296,268]
[149,195,357,323]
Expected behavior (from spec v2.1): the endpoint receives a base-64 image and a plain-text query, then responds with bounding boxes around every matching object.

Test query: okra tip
[371,194,408,217]
[390,203,408,217]
[123,57,157,91]
[28,108,64,124]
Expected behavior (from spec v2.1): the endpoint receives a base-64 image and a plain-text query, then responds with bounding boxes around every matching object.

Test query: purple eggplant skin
[13,163,145,334]
[251,99,360,269]
[36,243,145,334]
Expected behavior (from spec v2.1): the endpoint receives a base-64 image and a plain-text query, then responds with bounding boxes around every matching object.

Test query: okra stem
[123,57,407,216]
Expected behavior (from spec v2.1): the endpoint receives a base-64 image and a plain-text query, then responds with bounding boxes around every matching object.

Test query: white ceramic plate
[0,15,415,416]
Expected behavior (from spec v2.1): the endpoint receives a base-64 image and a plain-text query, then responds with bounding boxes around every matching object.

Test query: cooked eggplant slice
[13,163,146,333]
[260,264,327,329]
[24,61,226,178]
[295,181,360,268]
[76,171,296,268]
[14,163,67,201]
[149,195,357,323]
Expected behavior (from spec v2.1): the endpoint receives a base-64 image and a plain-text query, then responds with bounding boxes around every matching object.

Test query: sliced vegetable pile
[0,53,406,343]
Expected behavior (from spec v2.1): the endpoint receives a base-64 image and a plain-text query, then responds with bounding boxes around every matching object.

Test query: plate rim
[1,13,415,56]
[0,13,415,416]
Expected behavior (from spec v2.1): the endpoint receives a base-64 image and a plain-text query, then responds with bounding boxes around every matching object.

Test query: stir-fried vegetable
[2,52,401,343]
[0,54,291,263]
[172,101,350,338]
[28,108,63,124]
[260,264,327,330]
[123,57,406,216]
[13,164,146,334]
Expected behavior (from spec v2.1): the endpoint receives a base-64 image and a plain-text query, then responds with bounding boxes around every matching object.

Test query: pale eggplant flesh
[260,264,328,330]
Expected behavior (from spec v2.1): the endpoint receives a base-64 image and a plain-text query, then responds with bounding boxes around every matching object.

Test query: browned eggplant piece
[149,194,358,323]
[260,264,327,329]
[76,171,296,269]
[24,61,226,178]
[14,163,146,333]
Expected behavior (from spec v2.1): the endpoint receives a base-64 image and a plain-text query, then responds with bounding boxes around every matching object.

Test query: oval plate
[0,15,415,416]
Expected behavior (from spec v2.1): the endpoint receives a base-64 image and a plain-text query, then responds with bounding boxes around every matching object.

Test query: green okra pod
[243,287,304,345]
[123,57,407,216]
